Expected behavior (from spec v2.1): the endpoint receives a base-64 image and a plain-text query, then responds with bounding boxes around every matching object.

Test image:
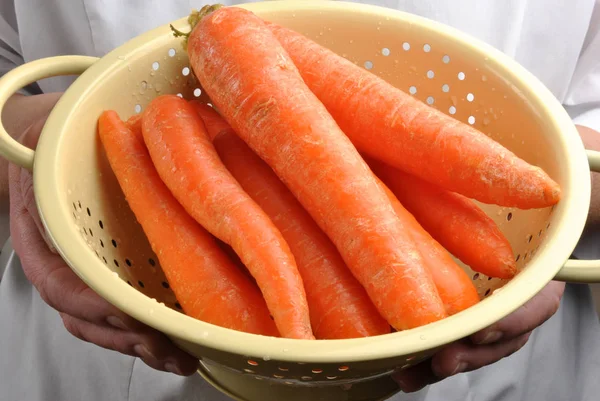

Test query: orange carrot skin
[268,23,561,210]
[141,95,313,340]
[188,7,447,331]
[97,110,278,336]
[375,177,481,315]
[371,159,517,279]
[192,101,391,339]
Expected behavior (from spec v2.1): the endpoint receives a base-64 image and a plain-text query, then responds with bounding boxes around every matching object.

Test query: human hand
[7,95,199,376]
[392,281,565,392]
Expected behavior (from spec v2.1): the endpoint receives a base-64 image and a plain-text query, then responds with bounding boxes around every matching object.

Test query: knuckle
[61,314,85,342]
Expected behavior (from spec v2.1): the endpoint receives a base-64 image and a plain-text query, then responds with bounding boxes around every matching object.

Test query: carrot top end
[170,4,225,49]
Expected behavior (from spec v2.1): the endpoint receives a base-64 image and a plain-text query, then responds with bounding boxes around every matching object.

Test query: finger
[60,314,199,376]
[392,359,438,393]
[431,333,531,378]
[471,281,565,344]
[9,170,144,330]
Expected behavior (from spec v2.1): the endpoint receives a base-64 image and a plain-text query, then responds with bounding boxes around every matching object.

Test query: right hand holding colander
[392,280,565,392]
[6,94,199,377]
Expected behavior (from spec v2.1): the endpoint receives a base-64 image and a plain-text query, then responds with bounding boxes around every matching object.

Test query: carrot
[374,176,481,315]
[97,110,278,336]
[181,6,447,331]
[266,23,561,210]
[192,101,391,339]
[370,158,517,279]
[141,94,313,340]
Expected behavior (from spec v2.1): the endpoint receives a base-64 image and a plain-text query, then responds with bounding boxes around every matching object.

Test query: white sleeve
[0,0,40,95]
[563,1,600,132]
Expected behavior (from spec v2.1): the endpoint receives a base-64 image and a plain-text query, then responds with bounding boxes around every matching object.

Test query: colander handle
[555,149,600,283]
[0,56,99,171]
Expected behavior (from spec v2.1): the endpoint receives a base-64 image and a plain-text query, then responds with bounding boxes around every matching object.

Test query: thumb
[11,118,57,253]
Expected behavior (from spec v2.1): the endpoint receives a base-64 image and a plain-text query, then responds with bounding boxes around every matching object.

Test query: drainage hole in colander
[99,220,104,229]
[73,212,77,219]
[284,381,293,385]
[138,280,145,288]
[364,60,374,70]
[449,106,456,115]
[127,281,133,287]
[523,252,528,261]
[488,276,493,281]
[247,360,259,366]
[547,222,551,229]
[278,367,289,372]
[176,93,183,98]
[161,281,170,289]
[538,230,543,237]
[73,202,77,211]
[102,256,107,264]
[442,55,450,63]
[193,88,202,97]
[111,239,117,248]
[152,61,160,71]
[426,96,435,105]
[409,86,417,95]
[506,212,513,221]
[182,67,190,76]
[95,250,99,258]
[326,376,337,380]
[467,93,475,102]
[516,254,521,262]
[175,302,182,310]
[312,368,323,374]
[381,47,390,56]
[168,48,176,57]
[423,44,431,52]
[468,116,475,125]
[458,72,466,80]
[485,289,491,297]
[273,374,284,379]
[402,42,410,51]
[149,258,156,266]
[125,259,132,267]
[442,84,450,92]
[338,366,349,372]
[114,259,119,267]
[86,207,91,216]
[244,369,254,374]
[527,234,533,243]
[100,239,104,248]
[472,273,480,280]
[134,104,142,114]
[78,201,82,209]
[427,70,435,79]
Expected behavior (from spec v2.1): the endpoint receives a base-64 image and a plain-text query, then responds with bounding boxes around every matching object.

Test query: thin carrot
[374,176,481,315]
[97,110,278,336]
[141,94,313,340]
[192,101,391,339]
[181,6,447,331]
[266,22,561,210]
[370,158,517,279]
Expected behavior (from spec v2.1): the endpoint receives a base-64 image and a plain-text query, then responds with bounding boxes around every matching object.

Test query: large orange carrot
[266,23,561,210]
[183,6,447,331]
[375,177,481,315]
[97,110,278,336]
[370,159,517,279]
[192,101,391,339]
[141,94,313,340]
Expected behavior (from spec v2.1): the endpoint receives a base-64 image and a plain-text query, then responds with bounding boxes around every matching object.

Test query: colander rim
[33,0,590,364]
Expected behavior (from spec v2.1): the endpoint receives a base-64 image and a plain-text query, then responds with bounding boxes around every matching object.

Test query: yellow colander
[1,1,600,400]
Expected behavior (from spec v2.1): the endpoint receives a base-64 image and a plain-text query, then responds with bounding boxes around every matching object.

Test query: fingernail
[451,362,467,375]
[134,344,156,361]
[107,316,128,330]
[476,331,503,345]
[165,362,183,376]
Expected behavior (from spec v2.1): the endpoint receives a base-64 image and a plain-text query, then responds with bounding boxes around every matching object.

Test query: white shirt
[1,1,600,401]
